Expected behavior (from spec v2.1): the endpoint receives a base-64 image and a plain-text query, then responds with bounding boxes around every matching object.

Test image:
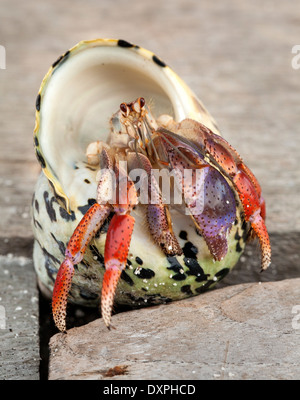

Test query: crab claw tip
[52,258,74,332]
[101,267,122,329]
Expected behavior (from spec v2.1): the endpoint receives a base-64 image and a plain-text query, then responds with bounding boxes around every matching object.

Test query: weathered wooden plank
[0,255,39,380]
[49,278,300,380]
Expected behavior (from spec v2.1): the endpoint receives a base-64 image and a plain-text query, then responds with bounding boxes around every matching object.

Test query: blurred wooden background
[0,0,299,379]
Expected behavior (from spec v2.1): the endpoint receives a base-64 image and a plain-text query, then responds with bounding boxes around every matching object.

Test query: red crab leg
[101,213,135,329]
[231,168,271,270]
[52,203,110,332]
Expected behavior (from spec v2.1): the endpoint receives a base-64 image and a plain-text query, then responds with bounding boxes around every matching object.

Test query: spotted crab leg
[101,213,135,329]
[99,153,138,329]
[52,203,111,332]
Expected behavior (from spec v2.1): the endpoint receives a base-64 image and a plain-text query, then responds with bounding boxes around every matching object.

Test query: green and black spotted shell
[32,39,248,307]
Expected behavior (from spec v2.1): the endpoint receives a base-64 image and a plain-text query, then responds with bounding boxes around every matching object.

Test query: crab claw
[101,213,135,329]
[158,122,271,272]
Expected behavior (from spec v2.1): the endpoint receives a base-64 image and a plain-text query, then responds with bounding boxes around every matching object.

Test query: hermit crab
[31,39,271,331]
